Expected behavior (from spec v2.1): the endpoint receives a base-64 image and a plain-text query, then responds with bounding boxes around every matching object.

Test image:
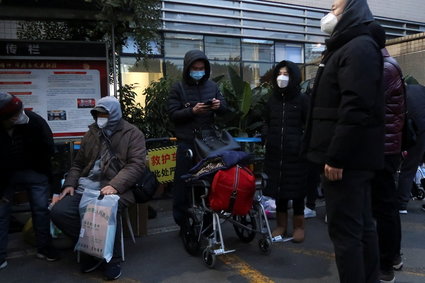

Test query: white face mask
[276,75,289,88]
[321,12,338,35]
[14,110,29,125]
[97,117,108,128]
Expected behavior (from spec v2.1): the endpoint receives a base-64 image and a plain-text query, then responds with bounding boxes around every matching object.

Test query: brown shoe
[292,215,305,243]
[272,212,287,237]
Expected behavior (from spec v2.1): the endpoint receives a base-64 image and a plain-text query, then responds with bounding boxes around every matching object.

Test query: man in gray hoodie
[51,96,146,281]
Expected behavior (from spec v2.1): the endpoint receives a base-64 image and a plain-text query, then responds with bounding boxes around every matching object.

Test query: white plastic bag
[75,189,120,262]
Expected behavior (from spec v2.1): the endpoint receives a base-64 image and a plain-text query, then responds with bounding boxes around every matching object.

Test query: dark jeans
[397,132,425,210]
[276,197,304,215]
[371,154,402,272]
[50,192,123,262]
[0,170,52,261]
[172,141,195,226]
[324,170,379,283]
[306,162,322,210]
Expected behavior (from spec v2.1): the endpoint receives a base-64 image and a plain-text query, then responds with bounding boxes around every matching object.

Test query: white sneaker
[0,260,7,270]
[399,210,408,214]
[304,207,317,218]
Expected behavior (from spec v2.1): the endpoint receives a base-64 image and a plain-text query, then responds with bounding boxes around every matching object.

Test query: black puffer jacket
[0,110,54,177]
[304,0,384,170]
[168,50,227,142]
[263,61,309,200]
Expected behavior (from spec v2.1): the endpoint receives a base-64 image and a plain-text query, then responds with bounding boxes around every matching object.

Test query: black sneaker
[393,255,403,271]
[379,269,395,283]
[36,246,60,262]
[0,260,7,270]
[81,255,104,273]
[103,261,121,281]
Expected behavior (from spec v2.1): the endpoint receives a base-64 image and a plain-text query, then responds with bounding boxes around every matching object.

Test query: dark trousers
[276,197,304,215]
[397,132,425,210]
[172,141,195,226]
[0,170,52,261]
[50,193,123,262]
[324,170,379,283]
[371,154,402,272]
[306,162,322,210]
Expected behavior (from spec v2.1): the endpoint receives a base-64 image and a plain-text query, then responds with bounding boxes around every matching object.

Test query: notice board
[0,40,108,138]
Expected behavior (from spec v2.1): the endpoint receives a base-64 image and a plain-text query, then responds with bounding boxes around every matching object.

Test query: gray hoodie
[91,96,123,137]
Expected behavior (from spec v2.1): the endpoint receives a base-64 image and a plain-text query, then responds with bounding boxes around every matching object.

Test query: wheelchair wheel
[258,238,272,255]
[233,210,257,243]
[181,210,201,256]
[202,247,216,268]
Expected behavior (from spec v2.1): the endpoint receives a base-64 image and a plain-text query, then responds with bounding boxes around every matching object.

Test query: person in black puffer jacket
[263,60,309,243]
[0,92,59,269]
[168,50,228,227]
[368,21,405,282]
[303,0,384,282]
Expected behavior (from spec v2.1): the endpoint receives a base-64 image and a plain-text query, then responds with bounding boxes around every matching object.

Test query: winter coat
[168,50,227,143]
[0,110,54,177]
[263,60,309,200]
[64,99,146,206]
[406,84,425,134]
[304,1,385,170]
[382,49,406,155]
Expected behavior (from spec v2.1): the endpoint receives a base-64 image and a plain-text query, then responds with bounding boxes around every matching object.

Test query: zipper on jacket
[278,101,285,196]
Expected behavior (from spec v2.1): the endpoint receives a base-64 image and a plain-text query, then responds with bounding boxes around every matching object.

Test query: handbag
[133,168,159,203]
[76,189,119,262]
[194,126,241,158]
[102,137,158,203]
[209,165,256,215]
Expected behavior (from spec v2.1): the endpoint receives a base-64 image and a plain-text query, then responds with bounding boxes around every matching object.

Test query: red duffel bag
[209,165,256,215]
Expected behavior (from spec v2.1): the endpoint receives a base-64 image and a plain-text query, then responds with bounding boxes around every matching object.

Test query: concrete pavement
[2,198,425,283]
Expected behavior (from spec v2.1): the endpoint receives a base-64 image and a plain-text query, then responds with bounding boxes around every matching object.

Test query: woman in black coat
[263,60,309,243]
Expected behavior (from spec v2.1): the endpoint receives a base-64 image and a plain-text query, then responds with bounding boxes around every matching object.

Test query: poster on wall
[0,40,108,138]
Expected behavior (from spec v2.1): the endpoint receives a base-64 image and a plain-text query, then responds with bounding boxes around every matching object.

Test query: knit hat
[0,92,23,121]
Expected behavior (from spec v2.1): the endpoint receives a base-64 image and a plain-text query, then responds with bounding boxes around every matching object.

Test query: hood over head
[332,0,374,37]
[91,96,122,135]
[183,49,210,85]
[368,21,386,49]
[272,60,301,97]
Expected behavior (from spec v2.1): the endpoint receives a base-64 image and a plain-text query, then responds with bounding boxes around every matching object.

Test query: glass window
[164,34,203,58]
[164,59,184,82]
[209,61,240,81]
[243,29,305,41]
[244,20,304,32]
[179,0,240,8]
[306,10,326,18]
[120,58,163,106]
[165,12,240,26]
[275,43,303,63]
[242,3,304,16]
[305,43,325,64]
[306,19,321,26]
[205,36,240,61]
[306,27,323,34]
[164,22,240,35]
[244,11,304,24]
[122,38,161,55]
[242,39,274,62]
[242,62,273,87]
[305,35,327,43]
[164,3,240,16]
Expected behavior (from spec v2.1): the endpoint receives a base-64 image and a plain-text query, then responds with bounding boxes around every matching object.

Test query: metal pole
[111,24,117,97]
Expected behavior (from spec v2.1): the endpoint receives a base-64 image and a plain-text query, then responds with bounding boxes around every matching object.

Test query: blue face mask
[190,70,205,81]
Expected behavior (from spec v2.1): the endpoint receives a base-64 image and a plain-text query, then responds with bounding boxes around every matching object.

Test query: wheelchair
[180,169,289,268]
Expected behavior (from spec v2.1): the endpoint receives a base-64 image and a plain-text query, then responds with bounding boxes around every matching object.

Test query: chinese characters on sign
[148,146,177,183]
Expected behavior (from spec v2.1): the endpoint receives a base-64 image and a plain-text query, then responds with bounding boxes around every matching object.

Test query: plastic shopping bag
[75,189,120,262]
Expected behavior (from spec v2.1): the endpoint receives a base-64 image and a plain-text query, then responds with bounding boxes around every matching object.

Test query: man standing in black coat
[303,0,384,282]
[0,92,59,270]
[167,50,227,227]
